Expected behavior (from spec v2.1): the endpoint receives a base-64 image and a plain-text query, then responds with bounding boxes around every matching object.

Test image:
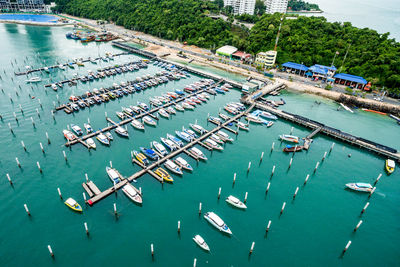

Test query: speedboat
[158,108,170,118]
[133,150,149,165]
[64,198,82,212]
[183,127,198,139]
[106,166,121,184]
[210,134,224,144]
[152,141,168,156]
[161,137,179,151]
[122,107,134,116]
[385,159,395,174]
[63,130,77,141]
[137,101,149,111]
[208,116,222,125]
[164,160,183,175]
[175,131,193,142]
[259,111,278,120]
[86,138,96,149]
[130,105,142,114]
[345,183,373,193]
[122,183,143,204]
[149,97,162,106]
[204,212,232,235]
[83,123,93,133]
[189,123,206,134]
[182,102,195,110]
[116,111,126,120]
[140,147,159,160]
[224,105,238,115]
[175,157,193,171]
[167,133,184,147]
[166,106,176,114]
[190,147,207,160]
[25,76,41,83]
[246,114,263,124]
[115,126,129,137]
[193,235,210,252]
[216,130,233,142]
[154,167,173,182]
[131,119,145,130]
[204,138,223,150]
[96,133,110,145]
[219,113,231,121]
[226,195,247,209]
[174,104,184,111]
[71,124,83,136]
[236,121,249,131]
[105,131,113,141]
[142,116,157,126]
[58,64,66,70]
[279,134,299,143]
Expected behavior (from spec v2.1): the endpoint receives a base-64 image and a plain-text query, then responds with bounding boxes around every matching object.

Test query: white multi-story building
[224,0,255,15]
[265,0,288,14]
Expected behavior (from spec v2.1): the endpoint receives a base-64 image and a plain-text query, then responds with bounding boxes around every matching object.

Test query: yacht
[164,159,183,175]
[122,183,143,204]
[106,166,121,184]
[96,133,110,145]
[70,124,83,136]
[115,126,129,137]
[86,138,96,149]
[190,147,207,160]
[131,119,145,130]
[152,141,168,156]
[226,195,247,209]
[193,235,210,252]
[174,157,193,171]
[204,212,232,235]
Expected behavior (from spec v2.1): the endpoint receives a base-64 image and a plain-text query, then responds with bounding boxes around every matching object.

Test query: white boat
[122,183,143,204]
[190,147,207,160]
[182,102,195,110]
[131,119,145,130]
[63,130,77,141]
[340,103,354,113]
[226,195,247,209]
[175,157,193,171]
[149,97,162,106]
[236,121,249,131]
[96,133,110,145]
[106,166,121,184]
[189,123,206,134]
[160,137,179,151]
[259,111,277,120]
[279,134,299,143]
[83,123,93,133]
[25,76,41,83]
[246,114,263,124]
[345,183,373,193]
[174,104,184,111]
[105,131,113,141]
[115,126,129,137]
[51,84,58,91]
[193,235,210,252]
[158,108,170,118]
[204,212,232,235]
[216,130,233,142]
[143,116,157,126]
[166,106,176,114]
[219,113,231,121]
[210,134,224,144]
[152,141,168,156]
[137,101,149,111]
[204,138,223,150]
[71,124,83,136]
[116,111,125,120]
[86,138,96,149]
[164,159,183,175]
[58,64,66,70]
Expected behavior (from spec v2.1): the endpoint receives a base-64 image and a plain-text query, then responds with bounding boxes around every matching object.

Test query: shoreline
[0,13,74,26]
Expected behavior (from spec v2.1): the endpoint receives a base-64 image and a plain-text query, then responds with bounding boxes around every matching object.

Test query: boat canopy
[209,212,224,226]
[124,184,137,196]
[108,169,119,179]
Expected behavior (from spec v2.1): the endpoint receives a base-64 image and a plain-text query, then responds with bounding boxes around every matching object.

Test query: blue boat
[167,133,184,147]
[140,147,159,160]
[215,87,225,94]
[175,130,193,142]
[175,89,185,96]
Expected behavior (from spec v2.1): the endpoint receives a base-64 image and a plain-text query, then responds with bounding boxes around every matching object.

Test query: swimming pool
[0,14,59,23]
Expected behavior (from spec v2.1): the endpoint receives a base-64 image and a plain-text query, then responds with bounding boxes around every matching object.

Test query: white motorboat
[137,101,149,111]
[149,97,162,106]
[115,126,129,137]
[63,130,77,141]
[219,113,231,121]
[160,137,179,151]
[190,147,207,160]
[182,102,195,110]
[193,235,210,252]
[106,166,121,184]
[25,76,41,83]
[210,133,224,144]
[216,130,233,142]
[83,123,93,133]
[143,116,157,126]
[105,131,113,141]
[226,195,247,209]
[58,64,66,70]
[189,123,206,134]
[279,134,299,143]
[174,104,184,111]
[175,157,193,171]
[96,133,110,145]
[152,141,168,156]
[51,84,58,91]
[71,124,83,136]
[345,183,373,193]
[164,159,183,175]
[158,108,170,118]
[259,111,278,120]
[116,111,126,120]
[246,114,263,124]
[131,119,145,130]
[204,138,223,150]
[122,183,143,204]
[166,106,176,114]
[236,121,249,131]
[204,212,232,235]
[86,138,96,149]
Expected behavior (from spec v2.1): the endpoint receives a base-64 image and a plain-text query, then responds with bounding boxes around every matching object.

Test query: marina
[0,23,398,267]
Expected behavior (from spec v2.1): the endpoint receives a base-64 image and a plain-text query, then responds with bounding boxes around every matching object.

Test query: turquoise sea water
[0,14,59,23]
[0,24,399,266]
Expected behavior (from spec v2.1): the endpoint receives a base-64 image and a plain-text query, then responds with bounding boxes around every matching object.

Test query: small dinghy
[64,198,82,212]
[86,138,96,149]
[175,157,193,171]
[164,159,183,175]
[193,235,210,252]
[226,195,247,209]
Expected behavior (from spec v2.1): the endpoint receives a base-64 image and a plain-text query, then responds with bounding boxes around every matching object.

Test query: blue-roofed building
[334,73,369,90]
[308,64,337,81]
[281,62,309,76]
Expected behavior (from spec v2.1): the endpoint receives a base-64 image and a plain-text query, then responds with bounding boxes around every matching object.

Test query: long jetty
[85,104,253,205]
[242,83,400,162]
[15,52,129,76]
[65,81,223,148]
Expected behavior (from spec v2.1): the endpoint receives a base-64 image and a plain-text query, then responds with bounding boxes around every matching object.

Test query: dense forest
[54,0,400,93]
[287,0,321,11]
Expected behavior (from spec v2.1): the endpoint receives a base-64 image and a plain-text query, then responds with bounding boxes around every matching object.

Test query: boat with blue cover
[167,133,184,147]
[140,147,159,160]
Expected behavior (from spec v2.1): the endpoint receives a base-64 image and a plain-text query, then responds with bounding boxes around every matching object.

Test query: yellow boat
[76,61,84,66]
[134,151,149,165]
[385,159,395,174]
[64,197,83,212]
[155,167,173,182]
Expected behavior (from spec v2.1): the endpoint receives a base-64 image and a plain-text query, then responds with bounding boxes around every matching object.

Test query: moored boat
[175,157,193,171]
[175,130,193,142]
[133,150,149,165]
[193,235,210,252]
[105,131,113,141]
[246,114,263,124]
[236,121,249,131]
[216,130,233,142]
[158,108,170,118]
[204,212,232,235]
[167,133,184,147]
[161,137,179,151]
[152,141,168,156]
[131,119,145,130]
[226,195,247,209]
[140,147,159,160]
[122,183,143,204]
[115,126,129,137]
[174,104,184,111]
[64,198,82,212]
[345,183,373,193]
[164,159,183,175]
[106,166,121,184]
[204,138,223,150]
[96,133,110,145]
[63,130,77,141]
[71,124,83,136]
[189,123,206,134]
[154,167,173,182]
[385,159,395,174]
[83,123,93,133]
[190,147,207,160]
[142,116,157,126]
[279,134,299,143]
[86,138,96,149]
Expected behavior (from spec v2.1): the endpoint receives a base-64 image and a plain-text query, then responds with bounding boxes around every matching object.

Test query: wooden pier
[85,104,253,206]
[15,52,129,76]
